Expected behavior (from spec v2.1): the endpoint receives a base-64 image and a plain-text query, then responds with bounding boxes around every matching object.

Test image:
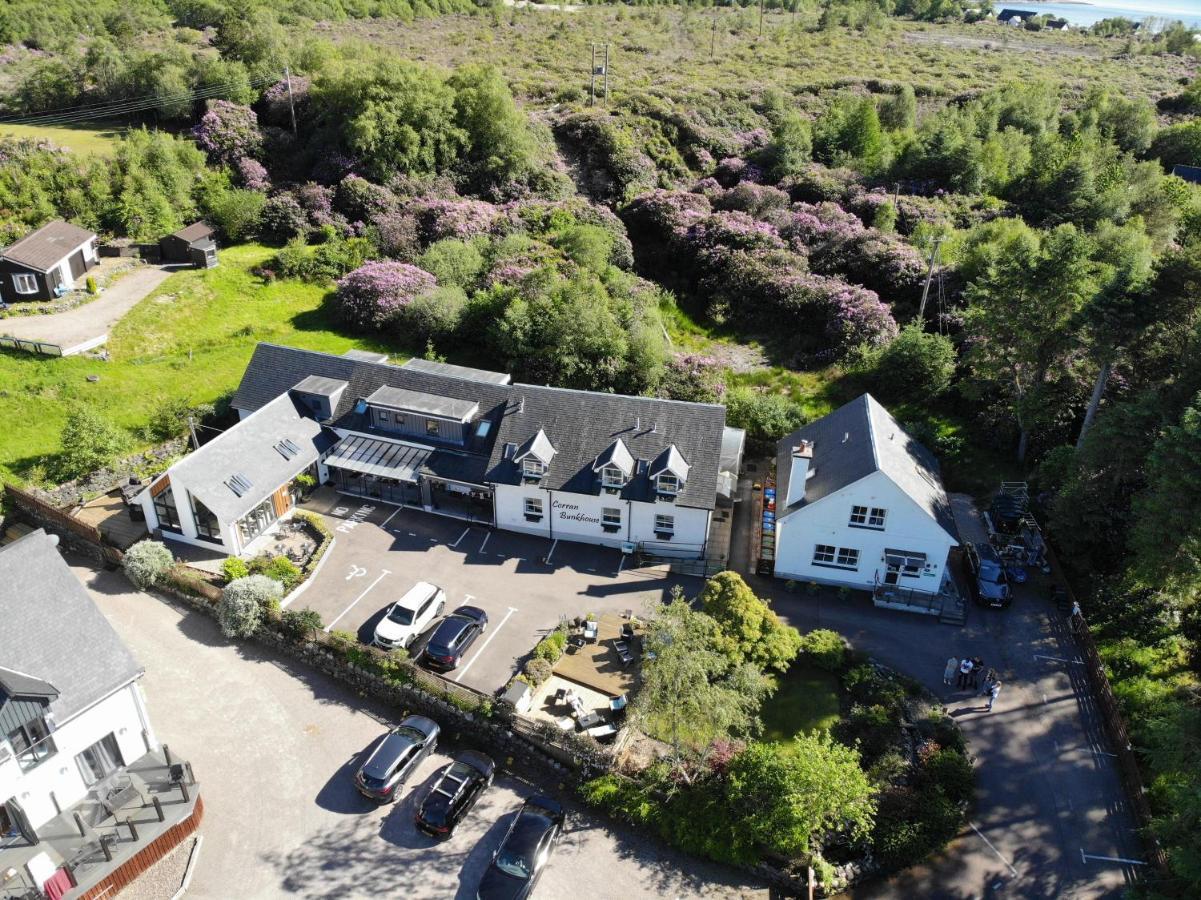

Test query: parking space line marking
[451,528,470,548]
[407,532,417,537]
[545,539,558,565]
[324,569,392,632]
[455,606,518,683]
[282,538,336,608]
[617,553,625,574]
[1081,849,1147,866]
[479,532,491,554]
[1034,654,1073,663]
[970,822,1018,877]
[380,506,403,528]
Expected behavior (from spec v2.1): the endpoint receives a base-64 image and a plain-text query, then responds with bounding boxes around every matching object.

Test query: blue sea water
[1007,1,1201,28]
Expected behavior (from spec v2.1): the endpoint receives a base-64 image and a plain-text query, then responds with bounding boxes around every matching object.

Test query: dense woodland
[2,0,1201,894]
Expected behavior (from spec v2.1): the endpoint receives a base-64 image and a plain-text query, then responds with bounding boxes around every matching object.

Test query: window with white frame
[837,547,860,568]
[601,465,625,488]
[13,273,37,295]
[849,505,886,529]
[654,513,674,534]
[657,473,680,495]
[602,507,621,528]
[813,544,836,564]
[522,458,546,478]
[524,497,543,519]
[425,419,439,436]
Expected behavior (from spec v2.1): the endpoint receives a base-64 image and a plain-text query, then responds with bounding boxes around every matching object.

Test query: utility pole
[711,6,718,59]
[603,43,610,105]
[917,237,944,324]
[589,44,596,107]
[187,416,200,452]
[759,0,765,38]
[589,43,610,107]
[284,64,297,135]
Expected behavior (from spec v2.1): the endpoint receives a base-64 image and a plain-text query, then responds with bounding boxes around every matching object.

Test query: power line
[0,75,279,127]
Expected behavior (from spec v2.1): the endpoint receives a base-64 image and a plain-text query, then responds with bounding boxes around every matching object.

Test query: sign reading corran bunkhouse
[553,499,601,525]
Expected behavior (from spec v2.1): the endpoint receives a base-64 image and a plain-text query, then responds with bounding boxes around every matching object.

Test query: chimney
[785,441,813,507]
[635,415,640,431]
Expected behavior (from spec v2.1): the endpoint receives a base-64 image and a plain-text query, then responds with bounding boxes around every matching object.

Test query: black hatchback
[415,750,496,838]
[422,605,489,671]
[477,795,565,900]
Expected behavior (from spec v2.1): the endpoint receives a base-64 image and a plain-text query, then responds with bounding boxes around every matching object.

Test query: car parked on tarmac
[422,605,489,671]
[354,715,440,802]
[477,795,565,899]
[373,581,446,650]
[415,750,496,838]
[965,542,1012,609]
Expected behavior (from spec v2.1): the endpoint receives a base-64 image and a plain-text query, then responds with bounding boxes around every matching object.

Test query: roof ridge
[862,393,882,473]
[510,381,725,410]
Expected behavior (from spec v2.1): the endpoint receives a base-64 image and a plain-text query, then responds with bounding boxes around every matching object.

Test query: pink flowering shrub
[295,183,336,228]
[236,157,270,192]
[623,189,711,239]
[261,193,308,239]
[334,261,437,330]
[368,209,421,259]
[659,352,727,403]
[710,183,791,219]
[262,76,310,127]
[714,157,764,188]
[413,197,499,241]
[335,175,397,221]
[685,211,784,253]
[191,100,262,165]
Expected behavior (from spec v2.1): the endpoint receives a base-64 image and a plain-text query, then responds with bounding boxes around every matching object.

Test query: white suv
[373,582,446,650]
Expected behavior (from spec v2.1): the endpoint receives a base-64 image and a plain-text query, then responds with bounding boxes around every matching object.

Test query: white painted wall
[492,483,710,557]
[0,683,152,829]
[774,470,956,593]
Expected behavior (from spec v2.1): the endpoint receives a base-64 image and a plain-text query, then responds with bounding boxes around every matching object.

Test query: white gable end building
[773,394,959,595]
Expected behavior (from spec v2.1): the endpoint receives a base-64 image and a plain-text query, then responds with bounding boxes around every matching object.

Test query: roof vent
[843,432,850,443]
[652,421,660,434]
[275,438,301,460]
[518,396,525,414]
[635,416,640,431]
[226,473,254,497]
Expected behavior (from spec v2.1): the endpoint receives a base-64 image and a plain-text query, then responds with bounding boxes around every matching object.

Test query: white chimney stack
[785,440,813,507]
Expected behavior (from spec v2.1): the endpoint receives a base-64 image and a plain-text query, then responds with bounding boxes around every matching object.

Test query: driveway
[0,264,174,354]
[730,479,1144,899]
[290,491,692,694]
[77,561,766,900]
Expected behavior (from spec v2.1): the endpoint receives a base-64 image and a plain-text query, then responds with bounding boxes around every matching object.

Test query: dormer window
[657,473,680,496]
[601,465,625,489]
[650,444,690,500]
[523,458,547,479]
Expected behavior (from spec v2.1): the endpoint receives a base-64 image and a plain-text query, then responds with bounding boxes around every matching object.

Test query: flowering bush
[714,156,763,187]
[236,157,270,192]
[413,196,499,241]
[334,261,437,330]
[711,183,791,218]
[685,211,784,253]
[659,352,727,403]
[261,192,309,239]
[368,209,421,259]
[335,175,397,221]
[622,189,711,240]
[295,182,338,230]
[191,100,262,165]
[219,575,280,638]
[262,76,310,127]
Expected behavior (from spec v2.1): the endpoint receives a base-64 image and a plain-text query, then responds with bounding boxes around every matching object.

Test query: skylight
[226,473,254,497]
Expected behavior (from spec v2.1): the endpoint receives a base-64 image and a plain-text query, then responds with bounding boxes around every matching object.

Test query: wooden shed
[160,222,217,268]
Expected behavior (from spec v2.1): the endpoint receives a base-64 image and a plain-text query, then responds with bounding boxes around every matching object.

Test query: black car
[422,605,489,671]
[354,715,440,803]
[415,750,496,837]
[477,795,565,900]
[964,541,1012,609]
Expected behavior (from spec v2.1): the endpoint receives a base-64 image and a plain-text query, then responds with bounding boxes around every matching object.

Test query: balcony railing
[6,732,58,773]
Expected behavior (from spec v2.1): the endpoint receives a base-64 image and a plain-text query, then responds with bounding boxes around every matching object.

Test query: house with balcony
[772,394,959,597]
[138,343,744,560]
[0,529,200,900]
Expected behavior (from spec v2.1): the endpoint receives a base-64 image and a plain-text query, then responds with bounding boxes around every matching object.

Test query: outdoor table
[577,711,603,730]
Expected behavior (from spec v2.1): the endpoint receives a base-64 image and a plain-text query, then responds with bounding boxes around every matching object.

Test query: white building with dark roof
[0,220,99,303]
[773,394,959,596]
[138,344,744,560]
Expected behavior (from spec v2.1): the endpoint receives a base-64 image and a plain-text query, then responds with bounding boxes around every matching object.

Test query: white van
[373,581,447,650]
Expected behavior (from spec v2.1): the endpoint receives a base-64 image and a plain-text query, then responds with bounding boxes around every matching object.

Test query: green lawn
[761,663,842,753]
[0,244,403,485]
[0,123,127,157]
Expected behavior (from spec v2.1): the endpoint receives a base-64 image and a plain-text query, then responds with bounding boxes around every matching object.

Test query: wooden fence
[4,483,124,565]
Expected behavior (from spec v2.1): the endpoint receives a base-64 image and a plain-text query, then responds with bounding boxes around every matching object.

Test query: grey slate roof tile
[0,530,142,722]
[2,220,95,272]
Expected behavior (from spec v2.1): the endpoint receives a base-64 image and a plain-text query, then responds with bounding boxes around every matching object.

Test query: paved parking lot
[290,491,692,694]
[78,562,765,900]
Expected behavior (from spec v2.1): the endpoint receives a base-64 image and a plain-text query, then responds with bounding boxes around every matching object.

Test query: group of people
[943,655,1002,711]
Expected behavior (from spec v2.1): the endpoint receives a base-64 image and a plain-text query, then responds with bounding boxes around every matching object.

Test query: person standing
[958,657,974,689]
[988,680,1002,712]
[943,656,958,686]
[970,657,983,690]
[980,668,997,696]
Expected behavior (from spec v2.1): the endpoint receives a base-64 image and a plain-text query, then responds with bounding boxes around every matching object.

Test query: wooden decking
[552,612,641,698]
[74,491,148,550]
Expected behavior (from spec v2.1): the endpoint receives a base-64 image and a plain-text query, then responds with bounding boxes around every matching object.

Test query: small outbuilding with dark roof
[0,220,98,303]
[159,221,217,268]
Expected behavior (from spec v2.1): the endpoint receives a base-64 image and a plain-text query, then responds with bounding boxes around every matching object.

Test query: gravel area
[115,835,198,900]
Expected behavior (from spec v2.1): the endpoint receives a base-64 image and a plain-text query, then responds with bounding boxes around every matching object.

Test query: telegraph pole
[589,44,596,107]
[186,416,200,451]
[917,237,944,324]
[284,64,297,135]
[711,6,718,58]
[759,0,765,38]
[603,43,610,105]
[589,43,610,107]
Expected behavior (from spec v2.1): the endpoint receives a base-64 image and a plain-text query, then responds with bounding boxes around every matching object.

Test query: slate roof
[401,358,512,385]
[365,385,479,421]
[342,349,391,364]
[0,530,143,722]
[776,394,957,539]
[997,8,1037,21]
[0,666,59,700]
[515,428,558,464]
[593,438,633,474]
[651,445,690,479]
[294,375,348,397]
[1172,164,1201,185]
[231,343,727,510]
[163,392,337,524]
[2,220,95,272]
[168,221,213,243]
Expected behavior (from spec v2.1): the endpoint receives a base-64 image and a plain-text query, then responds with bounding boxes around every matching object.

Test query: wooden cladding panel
[149,476,171,498]
[271,484,291,518]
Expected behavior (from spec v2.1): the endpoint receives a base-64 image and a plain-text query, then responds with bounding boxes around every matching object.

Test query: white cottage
[773,394,959,596]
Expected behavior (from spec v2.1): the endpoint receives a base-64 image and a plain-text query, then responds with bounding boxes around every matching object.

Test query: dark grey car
[354,715,440,802]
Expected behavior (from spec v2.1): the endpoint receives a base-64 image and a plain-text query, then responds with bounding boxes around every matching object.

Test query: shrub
[56,406,128,481]
[85,275,97,294]
[236,157,270,192]
[532,628,568,663]
[836,703,898,763]
[222,557,250,582]
[261,192,309,240]
[871,325,957,403]
[798,629,847,671]
[418,239,484,288]
[327,629,357,654]
[206,188,265,241]
[921,747,974,805]
[123,540,174,589]
[263,555,301,590]
[524,657,553,685]
[146,398,215,442]
[281,607,324,642]
[219,575,280,638]
[191,100,262,165]
[334,261,437,330]
[401,286,467,341]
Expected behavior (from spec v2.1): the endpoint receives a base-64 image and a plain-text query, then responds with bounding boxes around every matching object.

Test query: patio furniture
[583,621,598,642]
[609,694,627,713]
[577,711,603,730]
[613,640,629,652]
[586,723,619,742]
[618,648,634,666]
[570,696,588,718]
[554,687,569,705]
[621,623,635,640]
